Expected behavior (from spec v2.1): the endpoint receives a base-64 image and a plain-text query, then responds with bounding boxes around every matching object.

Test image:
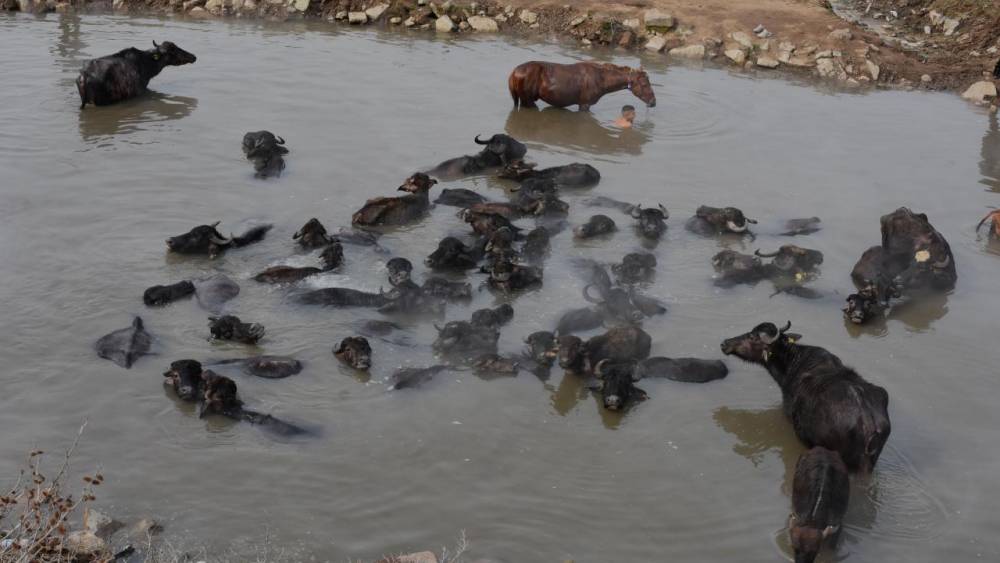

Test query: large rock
[816,58,847,80]
[204,0,222,12]
[785,55,815,68]
[65,531,107,561]
[347,11,367,24]
[669,44,705,59]
[724,49,747,65]
[291,0,308,12]
[644,8,674,30]
[756,55,779,69]
[942,17,960,36]
[645,36,668,53]
[865,60,880,81]
[828,28,852,41]
[729,31,753,49]
[435,15,456,32]
[962,81,998,103]
[518,9,537,24]
[467,15,498,32]
[364,3,388,20]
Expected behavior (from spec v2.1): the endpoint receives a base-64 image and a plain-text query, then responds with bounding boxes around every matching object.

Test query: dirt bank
[4,0,999,97]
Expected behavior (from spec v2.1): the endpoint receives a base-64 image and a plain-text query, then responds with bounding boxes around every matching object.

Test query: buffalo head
[163,359,204,402]
[593,359,647,411]
[525,331,558,366]
[474,134,527,165]
[200,371,242,418]
[630,204,669,239]
[720,321,800,364]
[386,257,414,287]
[166,221,232,256]
[399,172,438,193]
[153,40,197,66]
[293,218,332,248]
[334,336,372,370]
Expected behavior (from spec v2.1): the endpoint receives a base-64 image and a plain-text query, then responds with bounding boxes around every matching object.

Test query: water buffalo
[334,336,372,370]
[525,331,559,367]
[687,206,757,236]
[467,201,524,220]
[208,315,264,344]
[426,237,481,271]
[193,275,240,313]
[612,252,657,284]
[143,280,195,306]
[470,304,515,328]
[166,222,272,258]
[462,209,521,238]
[523,226,551,264]
[473,354,521,377]
[377,282,447,316]
[976,209,1000,239]
[253,243,344,284]
[721,321,891,473]
[788,447,850,563]
[422,277,473,301]
[843,246,897,324]
[293,218,334,248]
[198,371,307,436]
[352,173,437,227]
[211,355,303,379]
[880,207,956,292]
[487,257,543,293]
[556,307,605,334]
[636,357,728,383]
[297,287,389,308]
[712,250,766,286]
[781,217,822,236]
[508,61,656,111]
[574,215,616,239]
[558,326,652,374]
[630,204,669,240]
[592,359,647,411]
[433,316,502,358]
[500,161,601,188]
[429,134,528,179]
[435,188,488,208]
[331,228,386,251]
[509,187,570,217]
[95,316,152,369]
[163,359,205,401]
[385,257,417,289]
[77,41,196,108]
[242,131,288,178]
[756,245,824,280]
[389,365,449,390]
[584,195,635,214]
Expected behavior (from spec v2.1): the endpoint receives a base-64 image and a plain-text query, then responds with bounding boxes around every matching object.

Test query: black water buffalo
[574,215,616,239]
[377,282,447,316]
[242,131,288,178]
[592,359,647,411]
[467,201,526,220]
[781,217,822,236]
[788,447,850,563]
[558,326,652,374]
[843,246,898,324]
[583,195,635,214]
[389,365,449,390]
[143,280,195,306]
[630,204,669,240]
[523,226,551,264]
[385,257,417,288]
[612,252,657,284]
[208,315,265,344]
[352,173,437,227]
[334,336,372,370]
[580,262,664,322]
[293,218,334,248]
[525,331,559,366]
[428,134,527,179]
[556,307,605,334]
[473,354,521,376]
[757,245,824,280]
[198,371,308,436]
[163,359,205,401]
[462,209,521,238]
[297,287,389,308]
[422,277,473,301]
[254,243,344,284]
[636,357,729,383]
[471,304,515,328]
[211,355,303,379]
[712,250,766,286]
[509,186,570,217]
[433,320,500,357]
[77,41,196,108]
[721,321,891,473]
[499,161,601,188]
[487,257,543,292]
[434,188,488,208]
[166,222,272,258]
[880,207,956,292]
[95,316,152,369]
[426,237,481,270]
[687,206,757,235]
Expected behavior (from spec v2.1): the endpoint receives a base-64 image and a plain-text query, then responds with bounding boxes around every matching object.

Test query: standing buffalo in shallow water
[352,173,437,227]
[788,447,850,563]
[77,41,196,108]
[508,61,656,111]
[687,206,757,236]
[95,316,152,369]
[428,134,527,179]
[721,321,890,473]
[166,222,272,258]
[880,207,956,292]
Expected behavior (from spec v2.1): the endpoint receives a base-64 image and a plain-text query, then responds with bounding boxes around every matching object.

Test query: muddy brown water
[2,12,999,563]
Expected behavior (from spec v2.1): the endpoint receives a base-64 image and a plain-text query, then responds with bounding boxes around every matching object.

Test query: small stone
[924,25,931,35]
[928,10,944,26]
[756,55,779,69]
[458,21,470,31]
[347,11,367,24]
[962,81,998,103]
[816,57,846,80]
[581,38,591,46]
[865,60,880,81]
[725,49,747,65]
[403,17,415,26]
[829,28,852,41]
[815,50,834,59]
[467,15,497,31]
[729,31,753,49]
[389,16,401,24]
[518,9,537,24]
[942,17,960,36]
[204,0,222,12]
[292,0,308,12]
[84,508,124,540]
[921,74,932,84]
[569,15,586,27]
[669,44,705,59]
[364,3,388,21]
[644,8,675,31]
[645,36,668,53]
[798,44,818,56]
[988,46,998,55]
[334,10,346,19]
[435,15,456,32]
[65,531,107,560]
[623,18,640,30]
[786,55,815,68]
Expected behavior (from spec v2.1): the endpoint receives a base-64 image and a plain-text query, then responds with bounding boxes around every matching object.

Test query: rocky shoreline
[4,0,998,102]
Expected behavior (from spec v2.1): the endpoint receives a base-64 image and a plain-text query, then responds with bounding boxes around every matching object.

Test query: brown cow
[508,61,656,111]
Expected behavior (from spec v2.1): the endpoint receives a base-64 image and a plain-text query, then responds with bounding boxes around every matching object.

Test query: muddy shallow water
[2,12,1000,563]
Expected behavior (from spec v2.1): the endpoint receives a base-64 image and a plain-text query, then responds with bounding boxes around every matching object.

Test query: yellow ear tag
[795,272,804,282]
[787,337,797,344]
[153,53,160,60]
[915,250,930,263]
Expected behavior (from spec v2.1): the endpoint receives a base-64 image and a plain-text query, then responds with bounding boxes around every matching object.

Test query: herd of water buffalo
[79,39,993,563]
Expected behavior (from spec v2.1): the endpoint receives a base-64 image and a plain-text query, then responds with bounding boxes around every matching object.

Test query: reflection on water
[504,107,650,157]
[981,111,1000,193]
[842,292,950,338]
[713,406,802,489]
[78,91,198,141]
